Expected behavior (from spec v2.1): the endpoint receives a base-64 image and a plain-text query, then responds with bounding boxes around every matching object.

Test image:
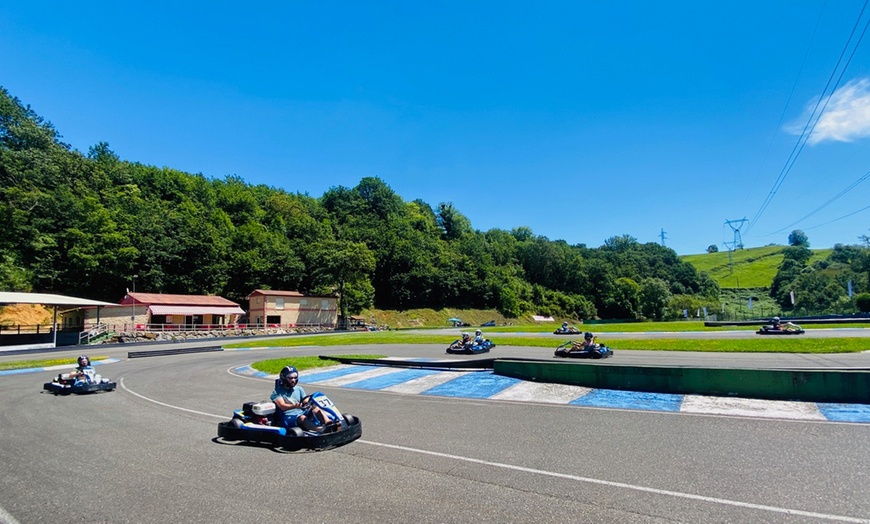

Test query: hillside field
[681,245,831,289]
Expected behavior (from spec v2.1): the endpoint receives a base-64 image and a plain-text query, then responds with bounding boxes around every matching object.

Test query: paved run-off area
[234,361,870,424]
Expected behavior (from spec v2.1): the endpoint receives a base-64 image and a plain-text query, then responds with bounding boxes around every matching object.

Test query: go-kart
[553,326,581,335]
[446,339,495,354]
[43,368,116,395]
[554,341,614,359]
[217,391,362,451]
[757,322,805,335]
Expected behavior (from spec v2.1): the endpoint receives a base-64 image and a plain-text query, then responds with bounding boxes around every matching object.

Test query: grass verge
[0,356,109,372]
[251,355,386,374]
[225,332,869,354]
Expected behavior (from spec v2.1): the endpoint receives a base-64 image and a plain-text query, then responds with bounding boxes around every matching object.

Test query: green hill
[681,246,831,289]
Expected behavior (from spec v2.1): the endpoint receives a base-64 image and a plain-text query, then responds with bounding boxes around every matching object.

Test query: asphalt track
[1,331,870,523]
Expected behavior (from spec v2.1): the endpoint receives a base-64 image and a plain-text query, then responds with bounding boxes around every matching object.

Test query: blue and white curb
[0,358,121,377]
[235,363,870,424]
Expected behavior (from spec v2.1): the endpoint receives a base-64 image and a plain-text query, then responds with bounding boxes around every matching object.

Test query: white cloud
[787,77,870,145]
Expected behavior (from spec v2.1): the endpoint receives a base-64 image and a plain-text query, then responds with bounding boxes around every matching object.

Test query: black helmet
[584,332,593,340]
[279,366,299,385]
[77,355,90,367]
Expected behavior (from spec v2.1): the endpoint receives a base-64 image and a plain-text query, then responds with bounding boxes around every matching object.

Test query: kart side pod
[243,401,276,416]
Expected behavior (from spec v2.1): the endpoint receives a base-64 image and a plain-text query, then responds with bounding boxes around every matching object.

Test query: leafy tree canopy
[1,85,724,319]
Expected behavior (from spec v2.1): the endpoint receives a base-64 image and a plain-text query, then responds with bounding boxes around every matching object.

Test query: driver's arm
[273,396,303,411]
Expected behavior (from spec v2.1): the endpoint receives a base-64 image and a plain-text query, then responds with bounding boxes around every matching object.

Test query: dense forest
[4,85,864,319]
[768,235,870,316]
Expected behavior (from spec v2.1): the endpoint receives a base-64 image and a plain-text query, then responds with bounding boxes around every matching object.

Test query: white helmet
[475,329,482,336]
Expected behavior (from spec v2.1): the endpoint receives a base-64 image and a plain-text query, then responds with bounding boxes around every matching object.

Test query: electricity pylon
[723,218,748,274]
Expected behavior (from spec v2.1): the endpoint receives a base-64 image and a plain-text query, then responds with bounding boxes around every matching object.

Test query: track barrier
[493,359,870,404]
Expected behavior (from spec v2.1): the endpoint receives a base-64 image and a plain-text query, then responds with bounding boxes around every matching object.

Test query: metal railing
[134,322,336,332]
[79,323,110,345]
[0,323,56,335]
[57,321,337,334]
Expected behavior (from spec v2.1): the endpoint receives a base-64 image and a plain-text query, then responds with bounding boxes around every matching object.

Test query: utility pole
[131,275,138,323]
[659,228,667,247]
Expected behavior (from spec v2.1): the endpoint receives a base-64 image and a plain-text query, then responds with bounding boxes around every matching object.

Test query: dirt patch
[0,304,53,326]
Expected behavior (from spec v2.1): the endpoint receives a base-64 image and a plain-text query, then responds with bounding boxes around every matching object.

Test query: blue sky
[2,1,870,255]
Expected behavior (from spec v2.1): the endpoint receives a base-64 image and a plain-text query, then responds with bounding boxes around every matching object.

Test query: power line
[803,202,870,231]
[768,168,870,234]
[746,2,828,198]
[745,0,870,236]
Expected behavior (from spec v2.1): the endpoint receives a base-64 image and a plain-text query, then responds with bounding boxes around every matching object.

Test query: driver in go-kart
[571,332,598,352]
[474,329,485,344]
[770,316,798,331]
[560,322,569,332]
[71,355,99,385]
[271,366,329,430]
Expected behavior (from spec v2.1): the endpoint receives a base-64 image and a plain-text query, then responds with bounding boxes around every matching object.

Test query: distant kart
[554,341,614,359]
[446,339,495,354]
[43,368,116,395]
[217,392,361,451]
[481,320,496,327]
[553,326,582,335]
[757,323,805,335]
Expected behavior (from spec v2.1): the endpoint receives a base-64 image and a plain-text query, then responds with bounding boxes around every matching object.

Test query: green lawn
[252,355,386,374]
[494,321,710,333]
[4,325,865,373]
[681,246,831,288]
[226,331,869,354]
[0,356,109,372]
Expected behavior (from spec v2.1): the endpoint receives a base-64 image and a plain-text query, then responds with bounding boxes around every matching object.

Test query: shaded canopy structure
[0,292,116,350]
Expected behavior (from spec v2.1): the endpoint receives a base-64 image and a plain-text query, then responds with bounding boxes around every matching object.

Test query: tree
[856,293,870,313]
[605,277,640,319]
[706,244,718,253]
[782,245,812,265]
[770,258,804,310]
[0,254,31,291]
[309,241,376,326]
[639,277,671,320]
[853,246,870,294]
[791,272,843,314]
[788,230,809,247]
[436,202,472,240]
[602,234,638,252]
